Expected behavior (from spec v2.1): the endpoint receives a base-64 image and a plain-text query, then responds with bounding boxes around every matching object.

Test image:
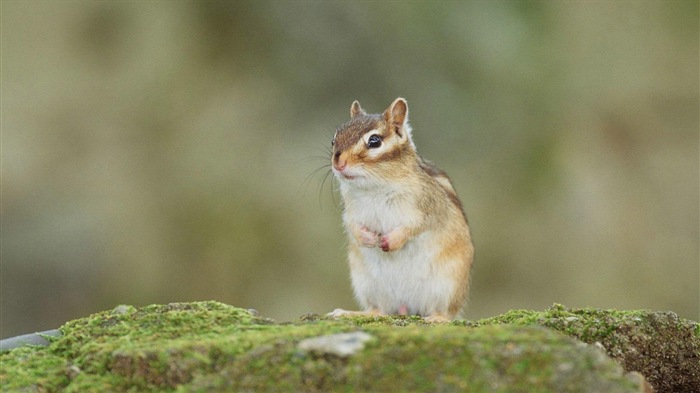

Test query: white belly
[350,231,456,316]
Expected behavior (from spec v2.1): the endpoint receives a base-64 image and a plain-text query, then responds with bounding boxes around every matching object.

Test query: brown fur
[329,98,474,321]
[332,115,381,153]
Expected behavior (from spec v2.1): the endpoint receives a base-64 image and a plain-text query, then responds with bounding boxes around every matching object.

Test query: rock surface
[1,302,696,392]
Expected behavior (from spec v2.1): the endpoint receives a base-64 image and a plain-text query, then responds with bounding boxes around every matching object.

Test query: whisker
[319,169,334,208]
[298,136,336,208]
[296,142,331,160]
[330,175,339,208]
[296,155,331,165]
[295,144,331,162]
[301,164,332,196]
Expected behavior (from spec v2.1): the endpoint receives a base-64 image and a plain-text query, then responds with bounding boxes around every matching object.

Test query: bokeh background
[2,0,698,338]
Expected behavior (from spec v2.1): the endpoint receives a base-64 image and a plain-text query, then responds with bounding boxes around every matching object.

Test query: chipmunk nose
[333,152,347,171]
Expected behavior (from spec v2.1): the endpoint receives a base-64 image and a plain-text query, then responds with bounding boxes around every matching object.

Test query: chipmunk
[327,98,474,322]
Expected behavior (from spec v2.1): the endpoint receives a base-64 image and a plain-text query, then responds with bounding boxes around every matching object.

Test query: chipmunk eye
[367,134,382,149]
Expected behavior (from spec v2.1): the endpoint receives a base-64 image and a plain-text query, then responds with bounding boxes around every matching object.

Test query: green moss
[460,304,699,393]
[2,302,353,392]
[0,347,69,391]
[2,302,694,392]
[186,325,640,393]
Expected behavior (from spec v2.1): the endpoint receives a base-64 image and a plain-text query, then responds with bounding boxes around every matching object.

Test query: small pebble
[298,331,373,358]
[112,305,134,315]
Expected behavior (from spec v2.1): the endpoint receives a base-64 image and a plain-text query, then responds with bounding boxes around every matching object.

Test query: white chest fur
[340,183,420,234]
[340,184,456,317]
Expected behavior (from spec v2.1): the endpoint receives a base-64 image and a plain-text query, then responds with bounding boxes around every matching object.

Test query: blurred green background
[2,0,698,338]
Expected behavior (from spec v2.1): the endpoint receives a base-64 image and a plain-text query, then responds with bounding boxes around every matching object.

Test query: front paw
[380,236,391,252]
[380,228,409,252]
[357,226,380,248]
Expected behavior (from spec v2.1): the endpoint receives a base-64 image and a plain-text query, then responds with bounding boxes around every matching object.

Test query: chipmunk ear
[350,100,366,118]
[384,98,409,139]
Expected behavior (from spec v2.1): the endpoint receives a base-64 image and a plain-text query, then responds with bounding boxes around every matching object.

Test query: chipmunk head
[331,98,417,187]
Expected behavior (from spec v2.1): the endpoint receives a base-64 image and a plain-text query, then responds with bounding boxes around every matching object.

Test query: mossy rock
[1,301,696,392]
[464,304,700,392]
